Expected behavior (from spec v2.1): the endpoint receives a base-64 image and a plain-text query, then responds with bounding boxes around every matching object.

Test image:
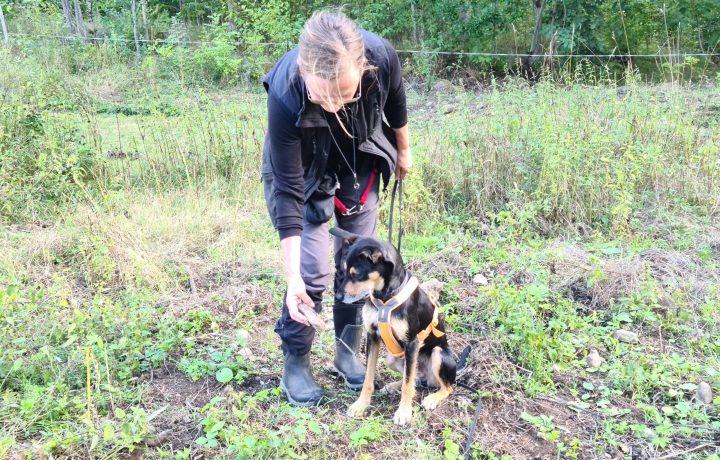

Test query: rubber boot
[332,303,366,390]
[280,351,324,406]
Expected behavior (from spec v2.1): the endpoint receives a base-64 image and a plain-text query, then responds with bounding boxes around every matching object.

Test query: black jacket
[262,30,407,239]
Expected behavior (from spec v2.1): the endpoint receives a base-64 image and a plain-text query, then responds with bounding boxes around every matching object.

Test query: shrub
[0,96,100,222]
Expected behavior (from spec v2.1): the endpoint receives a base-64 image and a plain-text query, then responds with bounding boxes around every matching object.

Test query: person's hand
[396,148,412,180]
[286,275,313,327]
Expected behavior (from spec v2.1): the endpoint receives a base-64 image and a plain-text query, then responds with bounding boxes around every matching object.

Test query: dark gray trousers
[265,171,380,355]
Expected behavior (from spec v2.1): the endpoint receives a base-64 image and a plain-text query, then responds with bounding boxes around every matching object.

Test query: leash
[463,391,484,459]
[450,345,483,459]
[388,178,403,254]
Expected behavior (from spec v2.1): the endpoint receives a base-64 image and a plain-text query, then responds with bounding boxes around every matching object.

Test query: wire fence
[6,31,720,60]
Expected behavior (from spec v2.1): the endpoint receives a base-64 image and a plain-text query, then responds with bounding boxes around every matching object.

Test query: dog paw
[421,394,441,410]
[393,406,413,426]
[347,400,369,417]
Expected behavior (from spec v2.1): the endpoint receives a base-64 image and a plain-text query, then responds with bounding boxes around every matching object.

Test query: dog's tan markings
[362,302,377,333]
[394,342,419,425]
[345,280,373,296]
[349,266,356,276]
[344,271,384,297]
[359,249,384,264]
[390,316,409,343]
[347,336,381,417]
[421,347,453,411]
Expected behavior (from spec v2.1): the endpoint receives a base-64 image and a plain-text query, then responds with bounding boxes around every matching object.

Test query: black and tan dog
[331,228,456,425]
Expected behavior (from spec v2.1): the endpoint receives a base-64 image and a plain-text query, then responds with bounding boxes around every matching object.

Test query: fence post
[0,4,9,45]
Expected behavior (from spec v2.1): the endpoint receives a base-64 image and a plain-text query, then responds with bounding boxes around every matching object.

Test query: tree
[0,3,8,45]
[141,0,149,40]
[74,0,86,37]
[131,0,140,58]
[530,0,544,56]
[60,0,76,35]
[226,0,237,32]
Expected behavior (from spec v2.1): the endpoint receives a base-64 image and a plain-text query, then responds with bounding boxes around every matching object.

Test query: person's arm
[382,40,411,179]
[280,236,312,326]
[267,94,304,239]
[393,124,411,180]
[267,94,312,325]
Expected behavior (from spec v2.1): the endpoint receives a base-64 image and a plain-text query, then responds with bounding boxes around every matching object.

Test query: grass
[1,42,719,459]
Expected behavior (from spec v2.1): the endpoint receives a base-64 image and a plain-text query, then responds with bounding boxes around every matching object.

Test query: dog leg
[393,340,419,425]
[421,347,454,411]
[347,332,380,417]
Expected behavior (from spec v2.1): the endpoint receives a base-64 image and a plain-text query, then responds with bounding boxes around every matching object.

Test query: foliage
[0,88,100,222]
[412,80,720,234]
[0,6,719,458]
[3,0,720,79]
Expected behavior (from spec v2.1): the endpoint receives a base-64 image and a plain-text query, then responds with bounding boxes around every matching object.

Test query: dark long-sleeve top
[264,32,407,239]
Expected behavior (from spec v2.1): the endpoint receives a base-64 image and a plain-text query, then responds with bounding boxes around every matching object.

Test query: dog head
[330,228,405,303]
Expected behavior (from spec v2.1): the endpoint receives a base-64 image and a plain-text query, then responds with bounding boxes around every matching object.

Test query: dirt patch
[158,259,278,324]
[548,243,641,309]
[142,367,216,451]
[548,243,718,311]
[140,365,285,453]
[145,367,216,409]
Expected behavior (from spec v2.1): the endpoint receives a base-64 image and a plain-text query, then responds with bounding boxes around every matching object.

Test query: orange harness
[369,276,445,358]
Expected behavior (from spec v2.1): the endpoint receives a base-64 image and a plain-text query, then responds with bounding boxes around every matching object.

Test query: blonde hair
[298,9,376,135]
[298,9,373,81]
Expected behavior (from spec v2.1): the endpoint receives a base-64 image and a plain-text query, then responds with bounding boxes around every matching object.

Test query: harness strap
[371,276,419,358]
[417,298,446,343]
[370,276,445,358]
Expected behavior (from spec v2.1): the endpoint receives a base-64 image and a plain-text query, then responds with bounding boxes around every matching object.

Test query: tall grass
[2,41,719,235]
[411,79,720,233]
[89,99,266,193]
[1,41,719,460]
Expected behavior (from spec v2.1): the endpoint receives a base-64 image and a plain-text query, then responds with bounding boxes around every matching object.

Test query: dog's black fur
[331,227,456,425]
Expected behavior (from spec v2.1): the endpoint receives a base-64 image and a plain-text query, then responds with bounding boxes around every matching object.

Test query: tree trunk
[141,0,149,41]
[226,0,237,32]
[61,0,76,35]
[522,0,545,80]
[73,0,85,37]
[0,4,8,45]
[530,0,544,57]
[131,0,140,59]
[410,0,419,47]
[86,0,97,25]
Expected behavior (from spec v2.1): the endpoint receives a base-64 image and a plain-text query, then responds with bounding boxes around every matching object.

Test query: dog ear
[359,247,384,264]
[380,244,399,276]
[329,227,361,245]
